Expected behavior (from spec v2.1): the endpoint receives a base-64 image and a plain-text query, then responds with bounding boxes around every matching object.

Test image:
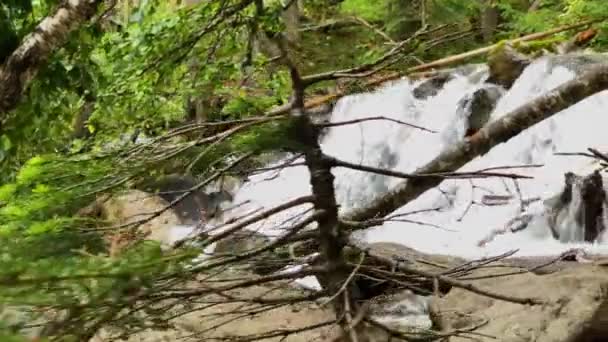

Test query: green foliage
[498,0,608,48]
[2,0,608,339]
[340,0,386,21]
[0,151,196,338]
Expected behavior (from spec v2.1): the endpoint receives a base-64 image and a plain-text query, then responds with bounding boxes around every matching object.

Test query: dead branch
[366,315,490,341]
[258,19,608,119]
[195,195,314,248]
[155,265,325,300]
[301,26,429,86]
[318,115,437,133]
[191,211,323,273]
[353,243,543,305]
[407,18,605,74]
[326,155,536,180]
[588,147,608,164]
[92,152,253,240]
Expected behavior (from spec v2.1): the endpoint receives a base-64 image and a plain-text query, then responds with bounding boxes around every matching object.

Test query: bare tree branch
[318,115,437,133]
[193,195,314,248]
[301,26,428,86]
[326,155,537,180]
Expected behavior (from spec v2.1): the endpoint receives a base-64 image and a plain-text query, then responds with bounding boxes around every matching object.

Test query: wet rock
[487,44,531,89]
[544,170,607,243]
[367,289,433,332]
[458,85,503,137]
[413,73,453,99]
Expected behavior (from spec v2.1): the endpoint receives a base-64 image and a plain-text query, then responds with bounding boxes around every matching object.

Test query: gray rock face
[435,263,608,342]
[544,170,607,243]
[457,85,503,137]
[413,73,453,100]
[412,65,486,100]
[360,242,608,342]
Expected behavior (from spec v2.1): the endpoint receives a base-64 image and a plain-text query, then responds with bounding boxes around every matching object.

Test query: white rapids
[159,54,608,331]
[215,55,608,260]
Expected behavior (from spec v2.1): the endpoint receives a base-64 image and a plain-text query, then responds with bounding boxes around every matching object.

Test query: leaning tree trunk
[0,0,103,119]
[281,0,301,45]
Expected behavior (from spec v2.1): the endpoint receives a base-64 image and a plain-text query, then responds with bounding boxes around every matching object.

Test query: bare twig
[199,195,314,247]
[354,243,543,305]
[318,115,437,133]
[326,155,535,180]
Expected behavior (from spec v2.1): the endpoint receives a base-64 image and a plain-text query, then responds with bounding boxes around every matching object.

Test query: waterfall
[217,55,608,261]
[362,56,608,258]
[153,54,608,333]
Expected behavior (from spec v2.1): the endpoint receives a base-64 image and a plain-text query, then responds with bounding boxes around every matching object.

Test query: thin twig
[317,115,437,133]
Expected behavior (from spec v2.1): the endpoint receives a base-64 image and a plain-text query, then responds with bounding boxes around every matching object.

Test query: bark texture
[345,63,608,222]
[0,0,103,117]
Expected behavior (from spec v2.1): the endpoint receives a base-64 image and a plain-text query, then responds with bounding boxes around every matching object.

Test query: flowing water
[156,54,608,331]
[217,54,608,262]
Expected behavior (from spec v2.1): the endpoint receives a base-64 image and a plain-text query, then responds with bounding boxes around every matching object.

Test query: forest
[2,0,608,341]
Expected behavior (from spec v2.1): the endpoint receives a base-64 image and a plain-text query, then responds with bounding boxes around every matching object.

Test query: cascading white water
[220,55,608,261]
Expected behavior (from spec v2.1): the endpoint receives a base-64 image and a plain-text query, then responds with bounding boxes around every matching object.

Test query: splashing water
[217,55,608,262]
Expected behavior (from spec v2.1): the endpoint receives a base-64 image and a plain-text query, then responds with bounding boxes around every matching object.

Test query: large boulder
[138,173,237,225]
[545,170,607,243]
[80,190,190,255]
[487,44,531,89]
[435,264,608,342]
[458,85,503,137]
[361,242,608,341]
[413,73,453,100]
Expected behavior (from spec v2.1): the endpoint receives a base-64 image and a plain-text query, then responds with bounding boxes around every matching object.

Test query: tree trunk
[480,0,500,42]
[181,0,218,128]
[273,23,358,338]
[528,0,543,12]
[71,97,96,140]
[0,0,103,118]
[281,0,301,45]
[344,62,608,223]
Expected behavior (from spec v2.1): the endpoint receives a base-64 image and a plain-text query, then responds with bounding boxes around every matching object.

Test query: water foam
[221,56,608,261]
